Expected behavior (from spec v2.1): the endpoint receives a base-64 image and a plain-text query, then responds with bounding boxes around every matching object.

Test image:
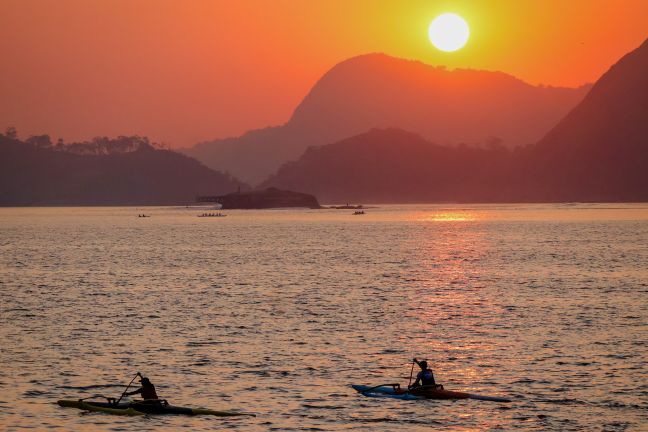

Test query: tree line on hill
[2,127,164,155]
[0,129,246,206]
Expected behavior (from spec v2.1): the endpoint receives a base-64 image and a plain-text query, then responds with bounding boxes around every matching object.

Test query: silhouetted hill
[0,135,247,206]
[262,39,648,203]
[185,54,589,184]
[261,128,518,203]
[526,38,648,201]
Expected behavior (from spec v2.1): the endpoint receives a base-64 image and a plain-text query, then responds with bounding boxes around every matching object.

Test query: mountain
[0,135,247,206]
[526,38,648,201]
[260,128,517,203]
[184,53,590,185]
[262,40,648,203]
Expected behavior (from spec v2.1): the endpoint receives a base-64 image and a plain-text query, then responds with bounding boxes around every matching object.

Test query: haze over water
[1,204,647,431]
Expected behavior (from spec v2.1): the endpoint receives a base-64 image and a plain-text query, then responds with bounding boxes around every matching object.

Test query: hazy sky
[1,0,647,147]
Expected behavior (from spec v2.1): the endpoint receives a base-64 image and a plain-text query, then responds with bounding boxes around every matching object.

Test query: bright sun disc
[428,13,469,52]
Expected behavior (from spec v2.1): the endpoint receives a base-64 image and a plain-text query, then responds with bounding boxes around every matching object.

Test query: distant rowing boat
[198,213,227,217]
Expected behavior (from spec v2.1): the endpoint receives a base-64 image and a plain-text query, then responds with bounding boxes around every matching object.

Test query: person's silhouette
[125,376,159,400]
[409,358,443,390]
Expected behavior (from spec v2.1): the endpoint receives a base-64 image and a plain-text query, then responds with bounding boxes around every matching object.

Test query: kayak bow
[352,384,511,403]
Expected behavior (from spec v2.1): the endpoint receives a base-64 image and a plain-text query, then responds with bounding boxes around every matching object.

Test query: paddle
[407,359,415,388]
[115,372,141,405]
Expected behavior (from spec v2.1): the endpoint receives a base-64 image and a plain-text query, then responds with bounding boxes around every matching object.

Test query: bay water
[1,204,647,431]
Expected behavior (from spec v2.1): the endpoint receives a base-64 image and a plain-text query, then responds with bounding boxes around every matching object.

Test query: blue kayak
[352,384,511,402]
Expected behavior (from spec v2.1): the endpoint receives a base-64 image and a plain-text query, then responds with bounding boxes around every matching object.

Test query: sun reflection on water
[402,208,504,398]
[417,211,479,222]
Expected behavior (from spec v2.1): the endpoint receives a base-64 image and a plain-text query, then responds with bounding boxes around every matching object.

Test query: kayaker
[409,358,443,390]
[124,376,159,400]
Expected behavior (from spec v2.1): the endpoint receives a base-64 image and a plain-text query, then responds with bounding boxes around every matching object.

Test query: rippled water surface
[1,204,647,431]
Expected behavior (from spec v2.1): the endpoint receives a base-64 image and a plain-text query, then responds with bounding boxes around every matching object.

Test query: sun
[428,13,470,52]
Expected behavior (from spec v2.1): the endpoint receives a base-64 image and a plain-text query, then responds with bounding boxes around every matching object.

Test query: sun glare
[428,13,470,52]
[417,212,478,222]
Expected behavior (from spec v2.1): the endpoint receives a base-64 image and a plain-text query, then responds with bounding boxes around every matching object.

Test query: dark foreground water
[1,204,647,431]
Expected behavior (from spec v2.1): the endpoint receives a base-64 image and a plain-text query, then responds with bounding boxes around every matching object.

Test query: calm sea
[1,204,647,431]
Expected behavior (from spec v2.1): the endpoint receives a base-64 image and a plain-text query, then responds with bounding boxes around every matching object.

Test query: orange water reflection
[403,209,506,401]
[415,211,480,222]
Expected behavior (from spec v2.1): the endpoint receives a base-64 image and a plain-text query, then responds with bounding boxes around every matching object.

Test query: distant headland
[197,187,320,209]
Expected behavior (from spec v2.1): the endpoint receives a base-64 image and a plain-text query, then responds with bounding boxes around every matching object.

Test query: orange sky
[1,0,646,147]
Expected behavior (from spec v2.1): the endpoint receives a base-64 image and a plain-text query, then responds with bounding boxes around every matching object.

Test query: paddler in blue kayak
[409,358,443,390]
[124,375,159,400]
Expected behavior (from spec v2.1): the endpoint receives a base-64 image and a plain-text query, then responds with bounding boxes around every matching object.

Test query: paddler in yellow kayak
[124,374,159,400]
[408,358,444,390]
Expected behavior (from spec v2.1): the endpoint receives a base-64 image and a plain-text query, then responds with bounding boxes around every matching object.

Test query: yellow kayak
[57,399,255,416]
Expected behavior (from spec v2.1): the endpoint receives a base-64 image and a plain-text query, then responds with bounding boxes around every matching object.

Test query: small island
[329,204,364,209]
[197,187,320,209]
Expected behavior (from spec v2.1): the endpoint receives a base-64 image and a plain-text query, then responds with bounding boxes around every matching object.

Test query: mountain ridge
[527,38,648,201]
[185,53,590,184]
[262,39,648,203]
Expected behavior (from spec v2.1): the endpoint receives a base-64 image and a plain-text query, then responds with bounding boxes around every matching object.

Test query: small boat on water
[353,210,365,215]
[57,399,254,416]
[198,212,227,217]
[331,204,363,209]
[352,384,511,402]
